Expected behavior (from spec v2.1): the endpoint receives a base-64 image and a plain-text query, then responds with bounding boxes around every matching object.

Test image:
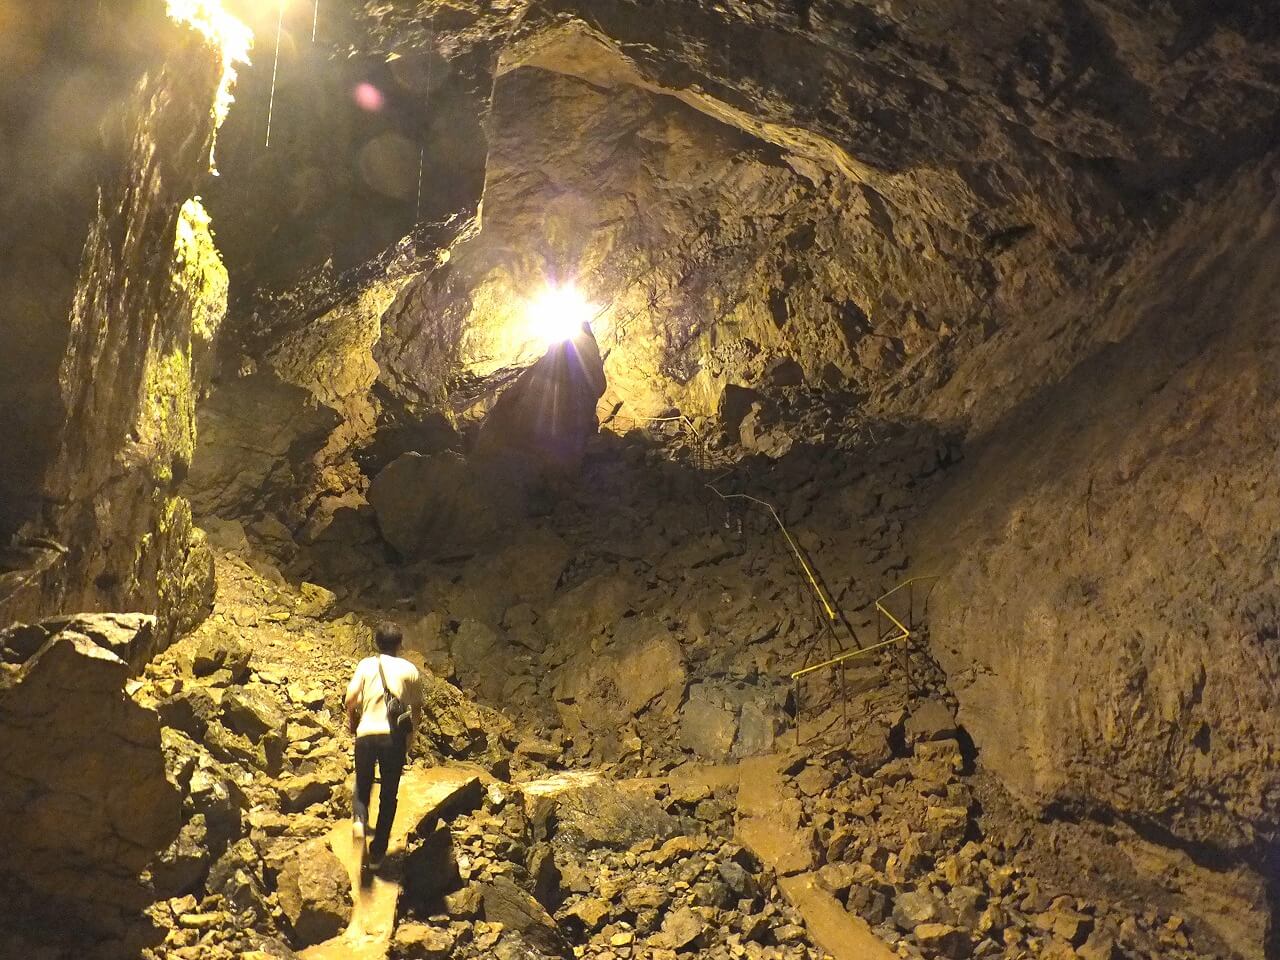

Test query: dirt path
[300,765,485,960]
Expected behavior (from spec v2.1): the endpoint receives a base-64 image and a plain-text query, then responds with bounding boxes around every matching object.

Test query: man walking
[345,622,422,868]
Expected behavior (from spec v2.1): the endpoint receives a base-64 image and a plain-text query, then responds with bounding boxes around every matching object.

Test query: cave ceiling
[208,0,1280,428]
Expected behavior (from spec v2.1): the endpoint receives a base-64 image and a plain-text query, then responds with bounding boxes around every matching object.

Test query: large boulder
[680,679,787,760]
[368,451,515,559]
[0,630,181,939]
[546,781,679,851]
[277,838,352,946]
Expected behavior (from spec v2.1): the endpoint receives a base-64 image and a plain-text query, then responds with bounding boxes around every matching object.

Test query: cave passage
[1,2,1279,960]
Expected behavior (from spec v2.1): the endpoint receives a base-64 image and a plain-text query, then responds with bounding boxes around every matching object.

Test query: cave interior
[1,1,1278,959]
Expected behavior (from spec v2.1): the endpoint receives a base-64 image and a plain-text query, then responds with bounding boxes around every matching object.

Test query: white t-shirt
[346,654,422,738]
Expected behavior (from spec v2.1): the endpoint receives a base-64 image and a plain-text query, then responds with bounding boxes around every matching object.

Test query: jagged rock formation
[0,615,180,954]
[0,1,236,641]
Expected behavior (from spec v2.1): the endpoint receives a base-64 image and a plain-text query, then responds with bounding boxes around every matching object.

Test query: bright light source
[524,283,598,347]
[165,0,253,171]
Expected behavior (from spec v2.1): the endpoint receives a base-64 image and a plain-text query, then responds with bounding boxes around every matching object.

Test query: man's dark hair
[374,621,403,653]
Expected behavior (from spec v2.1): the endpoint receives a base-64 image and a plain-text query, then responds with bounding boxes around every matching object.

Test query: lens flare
[524,283,597,346]
[353,82,385,111]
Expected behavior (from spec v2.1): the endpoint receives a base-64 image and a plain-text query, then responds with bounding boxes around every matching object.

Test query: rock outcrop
[0,616,181,952]
[184,372,341,521]
[0,0,240,643]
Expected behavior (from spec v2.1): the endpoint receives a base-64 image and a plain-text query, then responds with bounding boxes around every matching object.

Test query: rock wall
[913,160,1280,956]
[191,1,1280,540]
[0,1,244,642]
[375,63,1088,425]
[0,1,153,537]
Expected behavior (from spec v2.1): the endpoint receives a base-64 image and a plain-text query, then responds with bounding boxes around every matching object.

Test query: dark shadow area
[206,1,490,298]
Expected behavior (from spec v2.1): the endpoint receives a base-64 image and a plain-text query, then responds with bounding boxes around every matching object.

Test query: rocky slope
[10,424,1248,959]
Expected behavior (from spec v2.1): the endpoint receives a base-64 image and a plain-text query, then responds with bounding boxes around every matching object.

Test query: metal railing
[599,410,723,473]
[594,408,939,746]
[790,575,941,744]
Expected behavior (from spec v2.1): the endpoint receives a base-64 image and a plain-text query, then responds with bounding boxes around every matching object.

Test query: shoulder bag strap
[376,654,391,700]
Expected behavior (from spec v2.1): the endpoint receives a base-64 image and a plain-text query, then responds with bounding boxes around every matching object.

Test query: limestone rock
[893,888,949,930]
[205,722,285,777]
[551,782,679,851]
[0,633,181,937]
[184,371,341,520]
[4,613,159,674]
[277,773,336,813]
[193,633,252,680]
[905,700,958,743]
[221,686,286,742]
[479,875,569,957]
[914,922,972,958]
[416,669,514,761]
[392,921,455,959]
[654,905,706,951]
[156,685,220,739]
[679,680,785,760]
[276,838,352,946]
[562,897,610,932]
[476,326,606,478]
[151,814,212,899]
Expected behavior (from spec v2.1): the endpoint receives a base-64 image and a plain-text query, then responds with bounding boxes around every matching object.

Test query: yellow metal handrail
[790,575,941,743]
[790,575,939,679]
[705,486,840,625]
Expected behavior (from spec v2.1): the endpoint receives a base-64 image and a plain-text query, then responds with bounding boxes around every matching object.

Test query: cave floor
[128,496,1220,960]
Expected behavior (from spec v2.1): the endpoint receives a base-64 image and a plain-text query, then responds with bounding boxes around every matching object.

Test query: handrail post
[794,676,801,747]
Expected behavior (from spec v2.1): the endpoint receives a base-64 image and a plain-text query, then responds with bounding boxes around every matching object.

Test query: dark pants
[353,733,406,858]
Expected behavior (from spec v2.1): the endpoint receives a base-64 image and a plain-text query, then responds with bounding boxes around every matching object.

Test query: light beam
[524,283,598,347]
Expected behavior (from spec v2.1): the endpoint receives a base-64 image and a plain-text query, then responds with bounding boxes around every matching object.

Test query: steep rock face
[184,371,343,520]
[915,162,1280,956]
[0,2,241,643]
[0,616,181,951]
[0,1,128,537]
